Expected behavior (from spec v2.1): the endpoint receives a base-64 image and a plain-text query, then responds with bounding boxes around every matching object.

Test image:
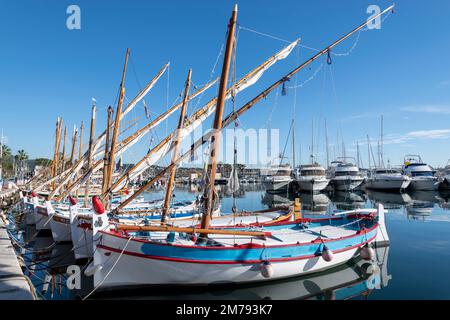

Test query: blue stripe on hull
[138,228,377,262]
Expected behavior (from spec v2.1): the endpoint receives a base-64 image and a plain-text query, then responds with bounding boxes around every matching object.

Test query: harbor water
[6,184,450,300]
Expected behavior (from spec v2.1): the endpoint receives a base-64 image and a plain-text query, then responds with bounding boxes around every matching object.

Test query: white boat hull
[263,180,291,194]
[50,215,72,242]
[297,178,329,192]
[94,234,363,289]
[71,218,93,260]
[34,206,52,231]
[332,177,364,191]
[366,178,411,191]
[409,177,438,191]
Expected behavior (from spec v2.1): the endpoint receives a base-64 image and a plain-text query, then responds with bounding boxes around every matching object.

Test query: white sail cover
[110,40,299,192]
[47,64,170,197]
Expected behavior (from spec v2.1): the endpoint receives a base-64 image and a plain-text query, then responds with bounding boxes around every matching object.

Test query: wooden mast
[52,117,62,191]
[78,121,84,162]
[102,106,113,198]
[106,48,130,201]
[201,4,238,231]
[69,125,77,166]
[83,104,96,206]
[161,69,192,222]
[61,126,68,172]
[75,121,84,198]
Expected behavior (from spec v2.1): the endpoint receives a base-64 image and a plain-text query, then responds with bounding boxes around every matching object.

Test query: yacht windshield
[301,170,325,176]
[411,172,433,177]
[335,171,360,177]
[376,170,399,174]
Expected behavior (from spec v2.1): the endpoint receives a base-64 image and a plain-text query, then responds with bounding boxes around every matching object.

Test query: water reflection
[297,192,330,215]
[330,191,366,211]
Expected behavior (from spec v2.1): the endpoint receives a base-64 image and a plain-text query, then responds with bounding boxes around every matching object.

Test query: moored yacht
[330,159,364,191]
[402,155,437,191]
[296,163,330,192]
[262,164,293,194]
[366,168,411,191]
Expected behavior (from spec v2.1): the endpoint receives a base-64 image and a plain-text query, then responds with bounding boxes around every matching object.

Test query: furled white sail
[48,64,170,197]
[109,40,299,193]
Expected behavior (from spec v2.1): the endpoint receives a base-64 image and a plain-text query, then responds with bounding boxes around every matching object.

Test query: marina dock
[0,203,35,300]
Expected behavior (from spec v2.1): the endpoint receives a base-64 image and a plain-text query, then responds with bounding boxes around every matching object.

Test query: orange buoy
[92,196,105,214]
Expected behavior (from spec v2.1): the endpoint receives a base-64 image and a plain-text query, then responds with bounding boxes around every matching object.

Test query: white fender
[321,245,334,262]
[260,261,274,278]
[360,244,376,261]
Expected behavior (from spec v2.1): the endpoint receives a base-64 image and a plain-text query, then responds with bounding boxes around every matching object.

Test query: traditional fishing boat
[85,4,394,292]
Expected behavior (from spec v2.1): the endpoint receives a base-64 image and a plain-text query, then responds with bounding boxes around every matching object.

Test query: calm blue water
[7,185,450,300]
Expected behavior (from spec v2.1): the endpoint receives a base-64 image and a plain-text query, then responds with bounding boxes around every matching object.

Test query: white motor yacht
[296,163,330,192]
[366,168,411,191]
[262,164,293,194]
[330,159,364,191]
[402,155,437,191]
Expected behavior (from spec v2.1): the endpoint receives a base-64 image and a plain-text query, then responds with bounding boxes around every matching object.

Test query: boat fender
[321,245,334,262]
[68,195,77,206]
[92,196,105,214]
[260,261,273,278]
[31,191,37,197]
[360,243,375,260]
[84,262,103,277]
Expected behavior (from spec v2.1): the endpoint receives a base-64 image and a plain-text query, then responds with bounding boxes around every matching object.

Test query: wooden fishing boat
[90,202,389,289]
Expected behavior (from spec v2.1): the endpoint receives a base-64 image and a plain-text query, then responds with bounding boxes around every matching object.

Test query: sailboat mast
[52,117,62,191]
[106,48,130,197]
[69,125,77,166]
[357,141,360,168]
[201,5,238,230]
[102,106,113,197]
[162,69,192,223]
[292,119,296,169]
[83,104,96,207]
[311,118,314,164]
[325,119,330,168]
[78,121,84,162]
[367,134,371,169]
[381,114,384,167]
[61,126,67,173]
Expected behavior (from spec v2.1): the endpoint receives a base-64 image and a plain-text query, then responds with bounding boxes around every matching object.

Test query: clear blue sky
[1,0,450,168]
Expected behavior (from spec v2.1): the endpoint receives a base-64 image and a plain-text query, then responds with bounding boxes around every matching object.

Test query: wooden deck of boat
[0,212,35,300]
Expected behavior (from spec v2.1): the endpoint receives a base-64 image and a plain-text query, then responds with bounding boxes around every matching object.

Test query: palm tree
[16,150,29,179]
[17,150,28,162]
